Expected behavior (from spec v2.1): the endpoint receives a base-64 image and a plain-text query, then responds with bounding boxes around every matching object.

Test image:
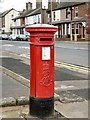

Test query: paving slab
[54,100,88,118]
[1,73,29,99]
[1,105,67,120]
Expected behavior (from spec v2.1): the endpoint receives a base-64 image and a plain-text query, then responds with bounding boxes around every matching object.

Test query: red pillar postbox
[26,24,57,117]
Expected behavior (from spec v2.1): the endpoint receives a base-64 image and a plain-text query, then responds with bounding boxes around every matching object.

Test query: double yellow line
[55,61,89,75]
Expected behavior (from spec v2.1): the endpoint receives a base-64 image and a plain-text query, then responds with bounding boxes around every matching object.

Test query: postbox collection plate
[42,47,50,60]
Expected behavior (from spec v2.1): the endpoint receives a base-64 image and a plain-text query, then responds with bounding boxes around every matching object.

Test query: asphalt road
[1,40,89,67]
[1,56,87,81]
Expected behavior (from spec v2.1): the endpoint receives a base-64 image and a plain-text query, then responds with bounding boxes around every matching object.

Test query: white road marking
[56,45,88,50]
[19,46,29,49]
[20,54,30,59]
[2,44,14,47]
[55,85,75,90]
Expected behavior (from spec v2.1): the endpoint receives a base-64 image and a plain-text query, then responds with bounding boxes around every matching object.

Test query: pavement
[0,71,88,120]
[0,51,89,119]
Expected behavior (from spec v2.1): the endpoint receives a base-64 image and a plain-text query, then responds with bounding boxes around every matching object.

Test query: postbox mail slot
[40,38,52,41]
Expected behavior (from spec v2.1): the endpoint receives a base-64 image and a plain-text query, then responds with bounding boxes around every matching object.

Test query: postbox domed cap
[26,24,58,33]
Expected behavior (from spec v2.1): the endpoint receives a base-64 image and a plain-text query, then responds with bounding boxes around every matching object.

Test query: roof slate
[12,9,36,20]
[47,2,86,11]
[0,8,19,17]
[26,8,41,17]
[13,8,41,20]
[12,2,86,20]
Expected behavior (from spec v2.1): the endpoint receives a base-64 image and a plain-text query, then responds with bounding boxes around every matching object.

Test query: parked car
[8,34,18,41]
[0,34,9,40]
[26,34,30,41]
[16,34,28,41]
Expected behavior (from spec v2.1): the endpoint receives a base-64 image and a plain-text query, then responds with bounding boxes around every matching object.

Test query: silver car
[16,34,28,41]
[9,34,18,40]
[0,34,9,40]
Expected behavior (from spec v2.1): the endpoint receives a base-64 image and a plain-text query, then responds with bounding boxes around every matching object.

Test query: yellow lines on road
[55,61,89,75]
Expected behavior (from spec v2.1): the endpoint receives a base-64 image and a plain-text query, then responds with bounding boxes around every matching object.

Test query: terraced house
[11,1,58,35]
[0,8,20,34]
[47,2,87,41]
[11,1,88,41]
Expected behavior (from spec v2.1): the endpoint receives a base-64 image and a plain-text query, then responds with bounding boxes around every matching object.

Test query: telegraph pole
[41,0,48,24]
[40,0,43,24]
[50,0,52,25]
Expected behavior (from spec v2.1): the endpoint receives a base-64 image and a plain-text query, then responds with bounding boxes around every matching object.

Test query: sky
[0,0,86,12]
[0,0,36,12]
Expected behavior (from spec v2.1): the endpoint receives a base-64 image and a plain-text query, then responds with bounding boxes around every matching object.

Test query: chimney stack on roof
[36,0,42,9]
[26,2,32,10]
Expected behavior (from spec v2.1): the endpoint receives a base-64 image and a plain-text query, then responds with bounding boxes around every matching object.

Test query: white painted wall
[5,9,19,33]
[16,19,21,26]
[52,10,61,22]
[25,14,41,25]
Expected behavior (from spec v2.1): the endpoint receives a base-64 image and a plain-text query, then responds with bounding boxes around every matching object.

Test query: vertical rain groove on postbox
[34,46,36,97]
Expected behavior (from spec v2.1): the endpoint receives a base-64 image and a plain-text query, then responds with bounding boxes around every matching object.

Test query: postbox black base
[29,96,54,118]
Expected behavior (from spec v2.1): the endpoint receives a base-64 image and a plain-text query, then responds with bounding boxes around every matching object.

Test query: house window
[75,7,78,17]
[49,13,51,23]
[26,17,28,25]
[38,15,40,23]
[11,15,13,18]
[72,24,74,34]
[63,24,65,35]
[76,23,79,34]
[49,13,51,18]
[53,12,55,21]
[33,16,36,24]
[66,8,68,18]
[22,18,25,25]
[2,17,5,27]
[67,24,69,34]
[14,19,16,22]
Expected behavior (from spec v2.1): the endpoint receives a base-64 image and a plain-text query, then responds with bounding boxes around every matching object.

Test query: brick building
[10,1,89,41]
[47,2,87,41]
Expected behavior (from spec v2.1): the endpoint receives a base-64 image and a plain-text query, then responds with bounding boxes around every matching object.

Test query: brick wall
[78,3,87,17]
[72,3,86,20]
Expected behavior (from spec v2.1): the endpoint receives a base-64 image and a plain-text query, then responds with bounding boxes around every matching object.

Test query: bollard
[26,24,57,117]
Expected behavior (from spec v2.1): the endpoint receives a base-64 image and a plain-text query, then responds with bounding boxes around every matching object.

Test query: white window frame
[76,23,79,34]
[75,7,78,17]
[33,15,36,24]
[72,23,74,34]
[53,11,56,21]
